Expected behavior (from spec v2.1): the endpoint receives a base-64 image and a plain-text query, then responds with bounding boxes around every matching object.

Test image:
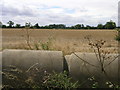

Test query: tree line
[0,20,116,29]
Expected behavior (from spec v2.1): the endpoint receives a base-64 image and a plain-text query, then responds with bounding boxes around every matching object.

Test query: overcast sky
[0,0,119,26]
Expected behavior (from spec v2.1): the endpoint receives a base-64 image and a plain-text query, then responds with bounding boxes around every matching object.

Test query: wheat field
[2,28,118,55]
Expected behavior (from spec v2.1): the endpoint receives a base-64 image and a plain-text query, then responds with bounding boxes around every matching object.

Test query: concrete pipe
[65,52,119,85]
[2,49,64,73]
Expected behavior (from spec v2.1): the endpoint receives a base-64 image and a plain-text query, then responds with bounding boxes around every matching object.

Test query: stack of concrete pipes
[2,50,119,87]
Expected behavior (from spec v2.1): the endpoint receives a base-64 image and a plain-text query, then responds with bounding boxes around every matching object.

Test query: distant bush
[115,35,120,41]
[115,29,120,42]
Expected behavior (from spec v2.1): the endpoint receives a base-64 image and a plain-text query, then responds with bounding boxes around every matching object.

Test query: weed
[22,26,32,50]
[115,29,120,42]
[41,37,54,50]
[42,71,79,89]
[115,35,120,41]
[2,65,79,89]
[72,36,119,87]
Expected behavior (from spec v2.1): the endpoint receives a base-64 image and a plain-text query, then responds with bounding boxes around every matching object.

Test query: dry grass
[2,29,118,55]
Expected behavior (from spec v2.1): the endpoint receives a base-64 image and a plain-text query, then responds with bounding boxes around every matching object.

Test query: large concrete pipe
[2,49,64,73]
[2,50,119,88]
[65,52,119,86]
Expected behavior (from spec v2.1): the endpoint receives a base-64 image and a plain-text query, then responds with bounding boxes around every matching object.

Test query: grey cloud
[40,13,86,26]
[1,0,117,26]
[2,5,36,17]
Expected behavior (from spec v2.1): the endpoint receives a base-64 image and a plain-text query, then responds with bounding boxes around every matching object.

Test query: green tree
[7,21,14,28]
[0,21,2,28]
[2,25,7,28]
[57,24,66,29]
[81,24,84,29]
[86,25,91,29]
[25,22,31,28]
[97,24,104,29]
[74,24,82,29]
[34,23,39,29]
[47,24,66,29]
[105,20,116,29]
[15,24,21,28]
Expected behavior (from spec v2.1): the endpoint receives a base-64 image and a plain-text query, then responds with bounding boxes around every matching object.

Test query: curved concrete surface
[2,50,119,87]
[65,52,119,84]
[2,49,64,73]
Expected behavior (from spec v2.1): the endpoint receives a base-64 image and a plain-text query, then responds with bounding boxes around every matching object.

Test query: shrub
[115,34,120,42]
[42,71,79,89]
[115,29,120,42]
[41,42,50,50]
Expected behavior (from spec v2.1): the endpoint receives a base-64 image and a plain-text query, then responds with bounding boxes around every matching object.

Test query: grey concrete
[2,50,119,87]
[65,52,119,83]
[2,49,64,73]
